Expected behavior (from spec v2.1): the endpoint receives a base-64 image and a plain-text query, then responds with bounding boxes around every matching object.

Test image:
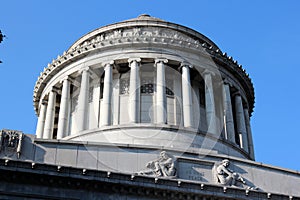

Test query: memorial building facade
[0,15,299,199]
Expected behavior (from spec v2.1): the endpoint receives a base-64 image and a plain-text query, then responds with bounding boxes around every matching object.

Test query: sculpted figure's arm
[220,165,233,176]
[160,157,172,165]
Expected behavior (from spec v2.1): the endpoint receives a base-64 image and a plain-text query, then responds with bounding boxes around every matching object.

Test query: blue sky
[0,1,299,171]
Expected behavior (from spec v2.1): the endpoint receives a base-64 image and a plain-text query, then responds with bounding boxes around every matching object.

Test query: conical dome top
[123,14,165,22]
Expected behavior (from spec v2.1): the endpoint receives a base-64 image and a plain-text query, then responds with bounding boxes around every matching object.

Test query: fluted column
[128,58,141,123]
[244,108,255,159]
[43,88,57,139]
[155,58,168,124]
[234,94,249,151]
[36,100,47,139]
[57,77,71,139]
[222,82,235,143]
[101,61,113,126]
[203,70,217,134]
[77,68,90,132]
[181,63,193,128]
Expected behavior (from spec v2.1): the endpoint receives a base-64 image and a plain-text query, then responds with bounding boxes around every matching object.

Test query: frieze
[75,27,200,50]
[0,129,23,159]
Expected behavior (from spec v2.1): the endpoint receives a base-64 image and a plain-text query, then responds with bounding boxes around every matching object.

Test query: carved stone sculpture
[213,159,257,190]
[0,129,23,158]
[138,151,176,177]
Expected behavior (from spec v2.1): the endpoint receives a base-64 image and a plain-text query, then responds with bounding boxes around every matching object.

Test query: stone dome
[33,15,255,160]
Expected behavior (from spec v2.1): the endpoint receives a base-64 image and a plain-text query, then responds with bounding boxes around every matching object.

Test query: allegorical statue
[138,151,176,177]
[213,159,257,190]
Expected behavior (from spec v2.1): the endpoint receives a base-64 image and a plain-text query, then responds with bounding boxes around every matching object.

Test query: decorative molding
[76,27,200,50]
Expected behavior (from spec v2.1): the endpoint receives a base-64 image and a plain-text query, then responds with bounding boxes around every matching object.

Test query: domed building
[0,15,299,199]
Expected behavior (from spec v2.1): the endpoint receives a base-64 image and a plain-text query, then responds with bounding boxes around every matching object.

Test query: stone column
[222,82,236,143]
[244,108,255,159]
[181,63,193,128]
[57,77,71,139]
[77,68,90,132]
[36,100,47,139]
[203,70,217,134]
[101,61,113,126]
[43,88,57,139]
[128,58,141,123]
[234,94,249,151]
[155,58,168,124]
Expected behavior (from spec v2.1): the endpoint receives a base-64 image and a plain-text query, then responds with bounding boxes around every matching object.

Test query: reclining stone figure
[138,151,176,177]
[213,159,257,190]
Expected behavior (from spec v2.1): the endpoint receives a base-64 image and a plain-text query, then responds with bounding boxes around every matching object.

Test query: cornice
[0,157,299,199]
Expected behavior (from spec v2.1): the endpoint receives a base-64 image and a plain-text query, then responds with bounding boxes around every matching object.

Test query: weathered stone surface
[6,135,297,197]
[1,15,298,199]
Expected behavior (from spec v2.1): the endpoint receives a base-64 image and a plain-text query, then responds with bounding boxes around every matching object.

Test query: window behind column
[88,79,100,129]
[119,72,130,124]
[69,77,80,134]
[140,64,154,123]
[166,67,176,125]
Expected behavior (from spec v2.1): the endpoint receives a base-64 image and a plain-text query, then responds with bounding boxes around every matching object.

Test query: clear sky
[0,1,299,171]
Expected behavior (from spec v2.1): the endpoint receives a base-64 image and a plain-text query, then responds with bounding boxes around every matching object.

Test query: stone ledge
[0,158,298,200]
[33,135,300,177]
[38,125,252,159]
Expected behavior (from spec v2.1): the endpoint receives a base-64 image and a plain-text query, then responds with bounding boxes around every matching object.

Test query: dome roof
[124,14,165,22]
[67,14,220,53]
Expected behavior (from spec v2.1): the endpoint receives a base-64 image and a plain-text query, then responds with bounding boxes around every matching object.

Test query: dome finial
[138,14,151,18]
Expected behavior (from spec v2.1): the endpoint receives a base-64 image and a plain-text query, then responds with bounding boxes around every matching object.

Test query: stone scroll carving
[138,151,176,178]
[212,159,258,190]
[76,27,200,50]
[0,129,23,158]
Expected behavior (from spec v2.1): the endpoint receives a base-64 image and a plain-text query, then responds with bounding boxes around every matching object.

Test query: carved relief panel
[0,129,23,158]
